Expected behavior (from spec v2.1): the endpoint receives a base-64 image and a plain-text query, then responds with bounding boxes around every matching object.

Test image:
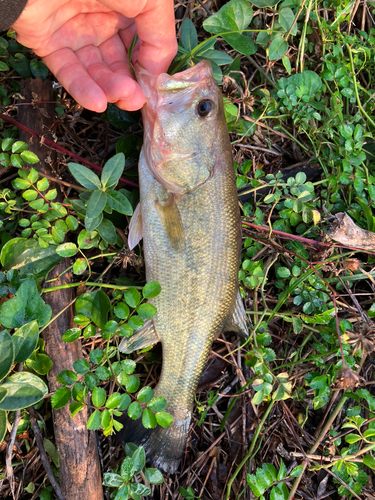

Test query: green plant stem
[42,282,142,293]
[44,253,117,283]
[287,393,348,500]
[296,0,313,72]
[226,400,275,500]
[275,125,310,151]
[346,43,375,128]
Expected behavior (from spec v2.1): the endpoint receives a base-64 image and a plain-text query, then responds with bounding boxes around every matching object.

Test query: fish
[117,60,248,474]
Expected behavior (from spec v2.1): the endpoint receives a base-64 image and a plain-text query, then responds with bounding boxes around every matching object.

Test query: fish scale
[117,61,248,473]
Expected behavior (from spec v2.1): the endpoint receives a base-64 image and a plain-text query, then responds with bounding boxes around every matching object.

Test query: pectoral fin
[155,194,185,252]
[128,203,143,250]
[119,319,159,354]
[223,290,249,340]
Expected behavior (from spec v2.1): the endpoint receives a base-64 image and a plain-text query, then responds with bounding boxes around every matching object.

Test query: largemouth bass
[117,60,248,473]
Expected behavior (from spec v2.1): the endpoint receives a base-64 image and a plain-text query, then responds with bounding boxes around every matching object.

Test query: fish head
[136,61,224,195]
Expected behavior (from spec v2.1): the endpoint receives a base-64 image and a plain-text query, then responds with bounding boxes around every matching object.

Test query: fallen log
[18,78,103,500]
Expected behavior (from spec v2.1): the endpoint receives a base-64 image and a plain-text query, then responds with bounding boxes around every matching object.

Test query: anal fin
[128,202,143,250]
[119,319,159,353]
[223,290,249,340]
[155,193,185,252]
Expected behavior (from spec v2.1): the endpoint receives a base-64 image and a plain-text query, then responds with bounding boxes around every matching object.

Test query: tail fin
[115,412,190,474]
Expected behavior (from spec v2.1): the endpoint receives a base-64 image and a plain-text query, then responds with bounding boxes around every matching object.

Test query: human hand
[13,0,177,112]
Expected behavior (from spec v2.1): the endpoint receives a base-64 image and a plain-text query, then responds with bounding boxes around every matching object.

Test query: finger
[135,0,177,74]
[43,48,108,112]
[77,42,145,109]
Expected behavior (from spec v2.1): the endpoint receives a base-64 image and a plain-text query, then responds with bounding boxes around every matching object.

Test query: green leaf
[85,213,103,233]
[203,0,253,33]
[282,55,291,75]
[128,316,144,330]
[137,303,157,319]
[142,281,161,299]
[277,459,287,480]
[0,278,52,329]
[278,71,322,99]
[92,386,107,408]
[363,454,375,470]
[1,238,62,278]
[130,483,151,497]
[269,35,288,60]
[181,18,198,51]
[43,438,59,468]
[76,291,111,330]
[270,482,289,500]
[202,0,256,55]
[279,8,297,35]
[87,409,102,430]
[0,409,7,443]
[0,61,9,71]
[290,465,304,477]
[121,456,135,481]
[142,408,157,429]
[51,387,71,409]
[114,302,130,320]
[114,484,129,500]
[105,392,123,409]
[122,359,136,374]
[251,0,279,5]
[77,229,100,249]
[128,401,142,420]
[26,353,53,375]
[137,386,154,403]
[126,375,140,393]
[66,215,79,231]
[345,433,362,444]
[20,150,39,164]
[155,411,173,428]
[97,218,117,244]
[73,359,90,374]
[107,104,136,130]
[73,258,88,275]
[62,328,81,343]
[12,141,28,154]
[68,163,101,190]
[204,49,233,66]
[90,349,103,364]
[0,372,48,410]
[223,33,257,55]
[106,190,133,215]
[145,468,164,485]
[124,288,141,308]
[147,397,167,412]
[11,153,24,168]
[102,472,124,487]
[56,242,78,257]
[30,59,49,80]
[0,329,14,381]
[101,153,125,190]
[22,189,38,201]
[87,190,107,219]
[132,445,146,473]
[117,394,131,411]
[276,267,290,278]
[56,370,77,385]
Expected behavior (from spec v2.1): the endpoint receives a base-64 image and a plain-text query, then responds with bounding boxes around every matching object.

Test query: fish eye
[197,99,213,117]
